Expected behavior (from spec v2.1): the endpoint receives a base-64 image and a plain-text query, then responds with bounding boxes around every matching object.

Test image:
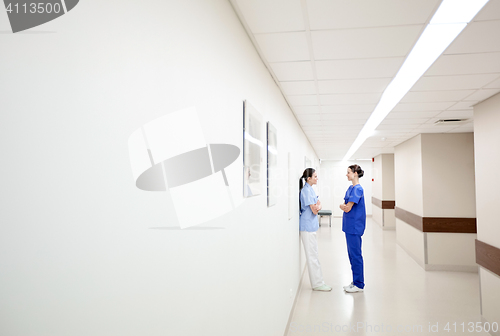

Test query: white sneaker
[343,282,353,291]
[313,284,332,291]
[344,284,364,293]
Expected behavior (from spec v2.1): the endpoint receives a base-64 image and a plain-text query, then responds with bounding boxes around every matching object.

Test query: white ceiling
[230,0,500,160]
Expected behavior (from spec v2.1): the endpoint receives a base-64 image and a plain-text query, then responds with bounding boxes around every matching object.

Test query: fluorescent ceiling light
[430,0,490,24]
[342,0,489,161]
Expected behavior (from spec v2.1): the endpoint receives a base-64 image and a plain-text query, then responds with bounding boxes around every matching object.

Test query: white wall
[396,219,425,267]
[372,205,383,227]
[394,135,423,216]
[384,209,396,229]
[426,233,477,270]
[395,133,478,272]
[474,93,500,247]
[373,153,395,200]
[420,133,477,272]
[421,133,476,218]
[372,156,383,200]
[480,268,500,333]
[372,154,395,229]
[0,1,318,335]
[382,154,395,201]
[474,92,500,328]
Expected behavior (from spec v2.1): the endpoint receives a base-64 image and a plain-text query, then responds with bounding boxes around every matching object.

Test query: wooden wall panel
[395,207,477,233]
[395,207,423,231]
[372,197,395,209]
[476,240,500,277]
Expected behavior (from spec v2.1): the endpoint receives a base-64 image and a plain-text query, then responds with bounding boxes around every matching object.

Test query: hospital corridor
[1,0,500,335]
[287,217,490,336]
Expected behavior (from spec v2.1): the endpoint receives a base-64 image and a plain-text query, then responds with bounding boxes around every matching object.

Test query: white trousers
[300,231,325,288]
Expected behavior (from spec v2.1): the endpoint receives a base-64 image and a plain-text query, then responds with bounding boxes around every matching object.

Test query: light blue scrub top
[342,184,366,236]
[299,183,319,232]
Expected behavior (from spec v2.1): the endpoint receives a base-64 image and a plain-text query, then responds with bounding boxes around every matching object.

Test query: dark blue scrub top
[342,184,366,236]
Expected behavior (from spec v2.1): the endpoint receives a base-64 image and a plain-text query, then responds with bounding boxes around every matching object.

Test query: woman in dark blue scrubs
[339,164,366,293]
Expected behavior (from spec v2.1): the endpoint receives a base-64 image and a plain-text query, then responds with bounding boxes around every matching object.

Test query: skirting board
[283,263,306,336]
[424,264,478,272]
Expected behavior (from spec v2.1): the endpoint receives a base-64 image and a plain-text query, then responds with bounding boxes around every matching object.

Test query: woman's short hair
[348,164,364,178]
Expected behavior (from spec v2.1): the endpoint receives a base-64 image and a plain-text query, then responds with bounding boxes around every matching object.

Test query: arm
[309,204,319,215]
[340,185,363,213]
[316,200,322,212]
[340,202,355,213]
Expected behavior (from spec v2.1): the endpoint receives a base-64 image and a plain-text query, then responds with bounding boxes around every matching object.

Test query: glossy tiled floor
[287,217,491,336]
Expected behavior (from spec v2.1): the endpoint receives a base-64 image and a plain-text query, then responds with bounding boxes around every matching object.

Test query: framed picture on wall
[305,156,312,169]
[288,152,295,220]
[243,101,263,197]
[267,122,277,207]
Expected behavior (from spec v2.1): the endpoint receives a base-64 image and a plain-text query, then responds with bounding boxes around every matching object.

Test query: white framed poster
[288,152,295,220]
[305,156,312,169]
[267,122,277,207]
[243,101,263,197]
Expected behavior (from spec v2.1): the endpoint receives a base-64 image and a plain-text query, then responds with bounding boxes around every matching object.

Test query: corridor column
[372,154,396,230]
[473,92,500,333]
[394,133,477,272]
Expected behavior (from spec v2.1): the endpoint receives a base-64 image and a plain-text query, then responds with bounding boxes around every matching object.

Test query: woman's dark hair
[299,168,315,210]
[348,164,364,178]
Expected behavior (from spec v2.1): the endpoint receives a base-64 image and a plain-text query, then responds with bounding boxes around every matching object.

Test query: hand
[339,204,345,211]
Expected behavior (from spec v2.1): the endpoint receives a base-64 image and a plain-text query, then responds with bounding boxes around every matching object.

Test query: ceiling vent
[434,119,468,126]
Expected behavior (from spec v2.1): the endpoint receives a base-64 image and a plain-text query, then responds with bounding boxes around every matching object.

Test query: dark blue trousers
[345,233,364,289]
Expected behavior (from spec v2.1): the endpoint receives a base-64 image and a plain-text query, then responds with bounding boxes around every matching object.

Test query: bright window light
[244,131,264,147]
[342,0,489,162]
[267,145,278,155]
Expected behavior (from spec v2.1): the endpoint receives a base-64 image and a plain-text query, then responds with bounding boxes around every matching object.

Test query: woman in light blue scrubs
[339,164,366,293]
[299,168,331,292]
